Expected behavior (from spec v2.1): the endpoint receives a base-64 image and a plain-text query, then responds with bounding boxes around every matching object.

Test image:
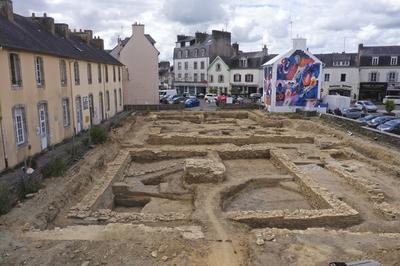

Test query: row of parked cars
[160,94,200,108]
[358,114,400,134]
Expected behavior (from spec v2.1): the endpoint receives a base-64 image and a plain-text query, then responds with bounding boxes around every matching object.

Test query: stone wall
[125,104,184,111]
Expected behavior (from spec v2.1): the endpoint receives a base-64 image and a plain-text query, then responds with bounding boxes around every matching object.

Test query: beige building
[110,23,159,105]
[0,0,123,171]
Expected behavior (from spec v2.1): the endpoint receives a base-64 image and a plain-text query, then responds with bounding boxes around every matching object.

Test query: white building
[110,23,159,105]
[207,56,231,94]
[316,53,359,99]
[263,38,323,112]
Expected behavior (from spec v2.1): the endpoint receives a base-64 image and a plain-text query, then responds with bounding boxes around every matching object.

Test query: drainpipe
[0,102,8,169]
[103,64,106,122]
[68,60,77,156]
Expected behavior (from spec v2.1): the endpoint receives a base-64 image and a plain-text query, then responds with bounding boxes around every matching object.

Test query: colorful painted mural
[276,50,320,108]
[264,66,273,110]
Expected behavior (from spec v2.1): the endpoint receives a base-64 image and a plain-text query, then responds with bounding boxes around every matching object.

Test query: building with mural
[263,38,323,112]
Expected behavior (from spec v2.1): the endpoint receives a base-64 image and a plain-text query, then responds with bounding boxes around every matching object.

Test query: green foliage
[208,87,218,94]
[42,157,67,178]
[23,177,42,195]
[90,125,108,144]
[0,186,12,215]
[385,100,395,113]
[230,87,241,95]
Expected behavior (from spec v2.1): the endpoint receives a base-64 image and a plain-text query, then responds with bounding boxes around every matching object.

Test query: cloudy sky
[13,0,400,61]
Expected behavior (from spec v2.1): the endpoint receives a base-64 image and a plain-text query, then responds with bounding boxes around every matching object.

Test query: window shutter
[387,72,390,82]
[376,72,380,82]
[16,55,22,84]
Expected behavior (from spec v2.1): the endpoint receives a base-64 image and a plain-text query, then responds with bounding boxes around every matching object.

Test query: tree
[385,100,395,114]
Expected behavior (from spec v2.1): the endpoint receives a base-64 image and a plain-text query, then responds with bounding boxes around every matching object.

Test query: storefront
[359,82,387,102]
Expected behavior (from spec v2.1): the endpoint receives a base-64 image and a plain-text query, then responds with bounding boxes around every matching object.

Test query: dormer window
[200,49,206,57]
[391,56,398,66]
[185,50,189,58]
[194,49,198,57]
[372,57,379,66]
[177,50,182,59]
[240,58,247,68]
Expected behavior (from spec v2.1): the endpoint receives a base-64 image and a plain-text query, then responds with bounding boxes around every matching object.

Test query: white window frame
[194,73,198,82]
[391,56,398,66]
[245,74,254,83]
[234,74,241,82]
[62,98,70,127]
[13,106,26,146]
[340,73,346,82]
[9,53,22,87]
[35,56,45,87]
[200,73,205,82]
[200,61,205,70]
[388,72,397,82]
[74,61,80,85]
[218,75,224,83]
[60,59,67,86]
[324,73,330,82]
[370,72,378,82]
[184,62,188,70]
[372,57,379,66]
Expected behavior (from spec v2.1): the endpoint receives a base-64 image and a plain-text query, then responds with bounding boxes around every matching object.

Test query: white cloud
[12,0,400,61]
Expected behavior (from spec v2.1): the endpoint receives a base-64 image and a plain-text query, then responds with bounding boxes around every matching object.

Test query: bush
[22,177,42,195]
[90,125,108,144]
[0,186,12,215]
[385,100,395,114]
[42,157,67,178]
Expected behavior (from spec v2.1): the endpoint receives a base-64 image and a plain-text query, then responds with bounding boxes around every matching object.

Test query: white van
[383,95,400,105]
[159,89,177,99]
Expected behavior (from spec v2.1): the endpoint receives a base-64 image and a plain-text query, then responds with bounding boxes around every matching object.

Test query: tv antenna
[289,17,294,40]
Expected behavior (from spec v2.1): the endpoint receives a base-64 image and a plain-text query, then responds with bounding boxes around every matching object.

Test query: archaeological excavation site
[1,110,400,265]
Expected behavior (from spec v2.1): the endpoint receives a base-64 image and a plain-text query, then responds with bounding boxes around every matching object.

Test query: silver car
[354,101,378,112]
[342,108,362,119]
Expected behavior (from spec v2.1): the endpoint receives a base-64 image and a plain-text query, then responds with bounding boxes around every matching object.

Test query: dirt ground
[1,110,400,266]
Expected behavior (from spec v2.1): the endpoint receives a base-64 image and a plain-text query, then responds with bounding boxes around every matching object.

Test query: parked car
[185,97,200,108]
[342,108,362,119]
[169,95,187,104]
[160,95,170,104]
[204,94,216,102]
[357,114,383,125]
[197,93,205,99]
[377,119,400,134]
[233,95,245,104]
[250,93,262,99]
[383,95,400,105]
[354,100,378,112]
[216,95,227,106]
[367,116,398,128]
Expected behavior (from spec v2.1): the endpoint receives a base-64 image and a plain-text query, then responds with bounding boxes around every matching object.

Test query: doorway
[89,94,94,125]
[75,96,83,133]
[99,92,104,122]
[37,102,49,150]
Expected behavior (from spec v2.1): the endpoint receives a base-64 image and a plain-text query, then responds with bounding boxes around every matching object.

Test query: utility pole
[289,17,294,40]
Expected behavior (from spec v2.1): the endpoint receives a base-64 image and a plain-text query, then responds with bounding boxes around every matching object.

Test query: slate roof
[315,53,358,67]
[0,14,122,65]
[230,51,278,69]
[359,45,400,56]
[120,34,156,47]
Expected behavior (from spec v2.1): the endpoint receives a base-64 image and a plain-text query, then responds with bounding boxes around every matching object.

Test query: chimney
[195,32,208,44]
[55,23,69,38]
[91,36,104,50]
[358,43,364,52]
[72,29,93,44]
[232,42,239,55]
[0,0,14,22]
[292,38,307,50]
[262,44,268,55]
[132,22,144,36]
[32,13,55,35]
[177,35,186,42]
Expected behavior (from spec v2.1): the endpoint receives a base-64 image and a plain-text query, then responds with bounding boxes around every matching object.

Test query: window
[87,63,92,84]
[105,65,109,83]
[98,64,102,83]
[74,61,80,85]
[209,75,214,83]
[178,73,182,79]
[178,62,182,70]
[369,72,378,82]
[324,73,330,82]
[184,73,188,80]
[194,62,198,70]
[62,98,70,127]
[372,57,379,66]
[184,62,188,70]
[234,74,241,82]
[218,75,224,83]
[201,73,205,82]
[13,106,27,146]
[113,66,116,82]
[177,50,182,58]
[194,73,198,82]
[118,67,121,81]
[340,73,346,82]
[34,56,45,87]
[240,59,247,68]
[185,50,189,58]
[200,61,205,69]
[106,91,110,111]
[9,53,22,87]
[60,60,67,86]
[194,49,198,57]
[201,49,206,57]
[114,89,118,112]
[388,72,397,82]
[391,57,398,66]
[119,88,122,106]
[216,63,221,72]
[245,74,253,82]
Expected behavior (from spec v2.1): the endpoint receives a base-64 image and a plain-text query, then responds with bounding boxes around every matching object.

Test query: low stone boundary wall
[217,103,260,110]
[320,113,400,149]
[125,104,184,111]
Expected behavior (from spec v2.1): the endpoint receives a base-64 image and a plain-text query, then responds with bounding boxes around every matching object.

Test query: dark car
[377,119,400,134]
[357,114,383,125]
[170,96,187,104]
[185,97,200,108]
[367,116,397,128]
